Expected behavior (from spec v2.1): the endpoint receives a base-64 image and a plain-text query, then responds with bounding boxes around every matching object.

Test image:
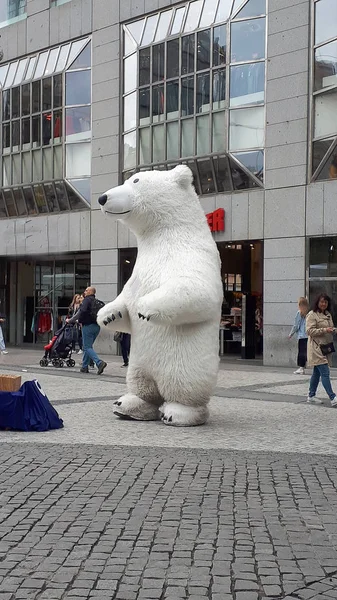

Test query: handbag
[113,332,123,343]
[314,339,335,356]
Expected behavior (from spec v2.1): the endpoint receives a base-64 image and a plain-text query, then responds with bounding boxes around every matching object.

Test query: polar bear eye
[133,178,139,183]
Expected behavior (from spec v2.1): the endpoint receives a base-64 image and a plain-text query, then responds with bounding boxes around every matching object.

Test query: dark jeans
[297,338,307,368]
[72,325,82,351]
[309,364,336,400]
[120,333,131,365]
[81,323,102,369]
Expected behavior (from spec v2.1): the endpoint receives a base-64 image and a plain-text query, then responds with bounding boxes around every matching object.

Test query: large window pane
[181,76,194,115]
[65,70,91,105]
[54,75,62,111]
[152,43,165,82]
[43,147,53,180]
[5,62,18,87]
[154,10,172,42]
[152,85,164,122]
[34,51,49,79]
[235,0,266,18]
[67,179,91,204]
[13,153,21,183]
[32,80,40,113]
[315,40,337,92]
[124,53,137,94]
[66,143,91,177]
[42,77,52,110]
[22,117,30,147]
[124,92,137,131]
[69,42,91,70]
[197,115,210,155]
[45,47,59,76]
[140,127,151,163]
[139,88,151,125]
[316,148,337,181]
[24,57,36,81]
[213,155,232,192]
[12,87,20,118]
[55,44,70,72]
[32,149,42,180]
[44,183,59,212]
[215,0,232,22]
[55,181,70,211]
[53,110,62,143]
[166,81,179,119]
[22,83,30,116]
[184,0,203,32]
[315,0,337,45]
[32,115,41,147]
[12,120,20,150]
[152,125,165,161]
[123,131,136,169]
[230,63,265,107]
[182,119,195,156]
[167,121,179,159]
[65,106,91,142]
[22,152,31,182]
[42,113,52,145]
[3,123,10,150]
[231,18,265,62]
[310,237,337,278]
[142,14,158,46]
[167,39,179,79]
[182,35,195,75]
[139,47,150,86]
[314,89,337,138]
[229,106,264,151]
[13,188,26,216]
[65,183,86,210]
[23,186,37,215]
[213,69,226,109]
[54,145,62,178]
[171,7,185,36]
[196,72,210,113]
[2,90,10,120]
[3,156,11,186]
[13,58,28,85]
[312,138,335,175]
[200,0,218,28]
[233,150,264,182]
[197,158,215,194]
[213,25,226,66]
[197,30,211,71]
[3,190,16,217]
[212,112,226,151]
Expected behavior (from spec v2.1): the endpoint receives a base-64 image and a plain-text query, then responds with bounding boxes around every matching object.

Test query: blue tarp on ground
[0,380,63,432]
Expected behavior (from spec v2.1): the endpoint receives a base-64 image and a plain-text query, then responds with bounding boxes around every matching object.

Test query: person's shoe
[97,361,107,375]
[307,395,323,405]
[294,367,305,375]
[89,360,95,368]
[80,367,89,373]
[1,350,8,354]
[77,349,83,355]
[121,362,129,368]
[331,397,337,408]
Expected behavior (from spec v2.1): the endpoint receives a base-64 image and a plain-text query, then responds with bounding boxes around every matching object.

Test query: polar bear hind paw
[113,393,161,421]
[160,402,209,427]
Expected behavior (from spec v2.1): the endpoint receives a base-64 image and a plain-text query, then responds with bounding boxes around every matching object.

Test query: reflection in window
[213,155,232,192]
[213,69,226,109]
[166,81,179,118]
[197,30,211,71]
[65,106,91,141]
[213,25,226,65]
[140,128,151,164]
[181,77,194,115]
[229,106,264,151]
[314,89,337,139]
[230,63,264,107]
[315,40,337,92]
[198,158,215,194]
[65,70,91,105]
[182,35,195,75]
[139,48,150,86]
[0,0,26,28]
[167,40,180,79]
[152,85,165,122]
[139,89,151,124]
[152,43,165,82]
[312,138,335,176]
[196,73,210,113]
[231,18,265,62]
[232,150,263,182]
[315,0,337,46]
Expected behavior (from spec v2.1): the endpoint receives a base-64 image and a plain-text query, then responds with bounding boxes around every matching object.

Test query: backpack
[90,298,105,322]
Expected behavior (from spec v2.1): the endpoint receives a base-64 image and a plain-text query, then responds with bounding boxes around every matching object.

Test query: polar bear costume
[97,165,223,426]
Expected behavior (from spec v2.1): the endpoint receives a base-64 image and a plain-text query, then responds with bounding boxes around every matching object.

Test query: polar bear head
[98,165,205,235]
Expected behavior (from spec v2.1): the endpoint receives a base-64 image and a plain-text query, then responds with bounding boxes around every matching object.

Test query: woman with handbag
[306,293,337,406]
[289,297,309,374]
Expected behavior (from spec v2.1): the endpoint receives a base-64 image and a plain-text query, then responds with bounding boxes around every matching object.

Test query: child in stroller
[40,323,76,368]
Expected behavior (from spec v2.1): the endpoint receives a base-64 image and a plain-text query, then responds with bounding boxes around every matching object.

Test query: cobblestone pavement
[1,351,337,598]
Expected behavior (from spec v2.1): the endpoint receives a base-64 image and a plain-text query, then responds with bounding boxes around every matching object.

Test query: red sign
[206,208,225,232]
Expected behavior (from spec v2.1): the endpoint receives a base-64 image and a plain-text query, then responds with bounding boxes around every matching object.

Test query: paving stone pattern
[1,446,337,600]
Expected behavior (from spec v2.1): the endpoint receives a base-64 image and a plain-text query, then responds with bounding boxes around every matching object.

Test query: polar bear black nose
[98,194,107,206]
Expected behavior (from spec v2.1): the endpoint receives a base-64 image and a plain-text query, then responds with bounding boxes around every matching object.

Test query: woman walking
[289,297,309,374]
[68,294,83,354]
[306,293,337,406]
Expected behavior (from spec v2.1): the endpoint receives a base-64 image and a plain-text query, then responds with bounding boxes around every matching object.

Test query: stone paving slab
[0,445,337,600]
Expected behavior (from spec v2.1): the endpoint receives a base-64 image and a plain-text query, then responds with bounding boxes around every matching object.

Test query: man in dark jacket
[67,286,107,375]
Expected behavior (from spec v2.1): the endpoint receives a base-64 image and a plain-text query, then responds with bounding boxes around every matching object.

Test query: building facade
[0,0,336,365]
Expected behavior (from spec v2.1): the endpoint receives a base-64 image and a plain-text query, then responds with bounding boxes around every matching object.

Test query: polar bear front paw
[97,303,126,327]
[160,402,209,427]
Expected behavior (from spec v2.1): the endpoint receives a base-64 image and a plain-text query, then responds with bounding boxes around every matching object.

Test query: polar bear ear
[169,165,193,189]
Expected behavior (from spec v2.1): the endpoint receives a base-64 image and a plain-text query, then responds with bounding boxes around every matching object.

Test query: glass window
[229,106,264,151]
[24,57,36,81]
[196,73,210,113]
[230,156,253,189]
[213,155,232,192]
[184,0,203,33]
[139,88,151,125]
[152,85,164,122]
[12,120,20,150]
[45,47,59,75]
[13,187,26,216]
[5,62,18,88]
[32,115,41,147]
[232,150,263,182]
[22,117,30,147]
[171,7,185,35]
[13,58,28,85]
[197,158,215,194]
[182,118,194,156]
[42,113,52,145]
[197,30,211,71]
[140,127,151,164]
[68,42,91,70]
[54,145,62,177]
[199,0,219,28]
[23,186,37,215]
[235,0,266,19]
[310,237,337,278]
[181,76,194,115]
[22,84,30,116]
[124,92,137,131]
[65,70,91,105]
[67,179,91,204]
[167,40,180,79]
[213,69,226,109]
[152,43,165,82]
[182,35,194,75]
[314,89,337,139]
[0,65,8,87]
[12,87,20,118]
[231,18,265,62]
[44,183,59,212]
[66,182,86,210]
[312,138,335,175]
[152,125,165,161]
[66,106,91,141]
[32,81,41,113]
[3,156,11,185]
[197,115,210,155]
[53,74,62,108]
[0,193,7,218]
[43,147,53,180]
[55,44,70,72]
[316,147,337,181]
[167,121,179,160]
[3,190,16,217]
[213,25,226,66]
[13,153,21,183]
[22,152,31,182]
[230,62,265,107]
[34,52,49,79]
[32,149,42,180]
[215,0,232,22]
[315,0,337,45]
[126,19,145,46]
[66,39,88,69]
[55,181,70,210]
[123,131,137,169]
[124,53,137,94]
[124,28,137,56]
[66,142,91,177]
[155,10,172,42]
[139,48,151,86]
[314,40,337,92]
[213,112,226,151]
[3,123,10,151]
[142,14,158,46]
[42,77,52,110]
[3,90,10,120]
[166,81,179,119]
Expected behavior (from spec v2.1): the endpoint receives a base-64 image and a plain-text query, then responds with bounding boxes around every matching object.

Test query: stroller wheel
[58,360,64,368]
[40,358,48,367]
[66,359,76,368]
[52,358,59,367]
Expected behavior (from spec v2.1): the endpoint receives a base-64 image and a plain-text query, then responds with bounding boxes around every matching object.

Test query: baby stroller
[40,324,76,368]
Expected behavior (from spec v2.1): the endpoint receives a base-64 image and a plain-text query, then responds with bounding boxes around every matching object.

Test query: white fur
[97,165,223,426]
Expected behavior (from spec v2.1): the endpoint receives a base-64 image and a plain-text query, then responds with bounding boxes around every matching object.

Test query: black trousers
[297,338,308,367]
[120,333,131,364]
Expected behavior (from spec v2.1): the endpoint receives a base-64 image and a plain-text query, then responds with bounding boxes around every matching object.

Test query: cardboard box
[0,375,21,392]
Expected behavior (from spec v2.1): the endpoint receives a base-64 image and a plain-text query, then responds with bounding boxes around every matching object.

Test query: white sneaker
[331,398,337,408]
[307,396,323,405]
[77,350,83,354]
[1,350,8,354]
[294,368,305,375]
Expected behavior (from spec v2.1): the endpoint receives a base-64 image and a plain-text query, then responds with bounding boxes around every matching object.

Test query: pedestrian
[68,294,83,354]
[0,316,8,355]
[66,286,107,375]
[288,296,309,374]
[120,333,131,367]
[306,293,337,406]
